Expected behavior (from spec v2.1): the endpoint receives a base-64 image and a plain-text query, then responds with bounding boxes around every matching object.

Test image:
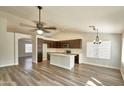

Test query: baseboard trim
[19,56,32,58]
[0,63,15,68]
[14,63,18,65]
[81,62,120,70]
[32,61,37,64]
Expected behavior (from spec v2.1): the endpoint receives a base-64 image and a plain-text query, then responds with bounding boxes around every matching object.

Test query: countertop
[48,52,77,56]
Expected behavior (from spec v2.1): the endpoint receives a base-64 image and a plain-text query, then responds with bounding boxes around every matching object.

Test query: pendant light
[89,26,102,44]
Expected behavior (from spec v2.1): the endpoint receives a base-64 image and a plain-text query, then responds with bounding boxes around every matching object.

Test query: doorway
[18,38,32,67]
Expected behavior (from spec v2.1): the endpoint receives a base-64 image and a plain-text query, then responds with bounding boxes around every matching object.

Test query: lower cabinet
[47,53,79,64]
[75,55,79,64]
[38,52,42,62]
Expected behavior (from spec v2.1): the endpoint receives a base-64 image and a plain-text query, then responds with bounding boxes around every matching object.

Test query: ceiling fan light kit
[37,29,43,35]
[20,6,56,35]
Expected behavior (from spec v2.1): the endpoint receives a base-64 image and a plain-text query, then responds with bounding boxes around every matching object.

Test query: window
[87,41,111,59]
[25,44,32,53]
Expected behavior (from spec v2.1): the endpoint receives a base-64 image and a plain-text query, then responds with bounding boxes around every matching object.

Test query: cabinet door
[69,39,82,48]
[47,41,52,48]
[75,55,79,64]
[54,41,61,48]
[37,38,43,62]
[38,52,42,62]
[61,41,67,48]
[53,41,57,48]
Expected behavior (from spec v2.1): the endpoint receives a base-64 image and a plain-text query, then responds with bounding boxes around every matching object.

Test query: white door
[43,43,47,61]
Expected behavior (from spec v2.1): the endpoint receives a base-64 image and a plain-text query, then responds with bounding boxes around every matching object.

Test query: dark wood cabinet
[45,39,82,48]
[75,55,79,64]
[55,41,62,48]
[37,38,82,62]
[38,52,42,62]
[45,40,57,48]
[37,38,43,62]
[69,39,82,48]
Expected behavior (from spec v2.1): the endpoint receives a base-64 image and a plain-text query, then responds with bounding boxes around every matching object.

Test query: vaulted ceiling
[0,6,124,34]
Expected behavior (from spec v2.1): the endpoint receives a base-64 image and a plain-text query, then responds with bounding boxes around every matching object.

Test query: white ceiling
[0,6,124,34]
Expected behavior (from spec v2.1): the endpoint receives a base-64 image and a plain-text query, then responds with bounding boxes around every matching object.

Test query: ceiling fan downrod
[37,6,42,23]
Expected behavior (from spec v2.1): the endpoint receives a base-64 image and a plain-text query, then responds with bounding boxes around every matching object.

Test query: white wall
[43,43,48,60]
[32,34,37,63]
[0,17,32,67]
[51,31,122,69]
[82,33,121,69]
[18,39,32,57]
[0,18,15,67]
[121,33,124,80]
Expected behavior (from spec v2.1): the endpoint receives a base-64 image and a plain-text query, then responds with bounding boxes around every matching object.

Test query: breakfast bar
[50,53,76,70]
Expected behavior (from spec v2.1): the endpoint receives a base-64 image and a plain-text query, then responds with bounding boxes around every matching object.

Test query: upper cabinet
[45,39,82,49]
[43,40,57,48]
[69,39,82,48]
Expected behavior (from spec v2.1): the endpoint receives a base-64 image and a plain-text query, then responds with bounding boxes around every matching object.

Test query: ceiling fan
[20,6,57,34]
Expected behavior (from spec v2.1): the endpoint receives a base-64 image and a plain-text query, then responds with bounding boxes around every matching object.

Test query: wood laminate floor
[0,57,124,86]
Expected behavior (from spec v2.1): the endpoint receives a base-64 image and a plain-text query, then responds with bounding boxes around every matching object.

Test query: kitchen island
[50,53,76,70]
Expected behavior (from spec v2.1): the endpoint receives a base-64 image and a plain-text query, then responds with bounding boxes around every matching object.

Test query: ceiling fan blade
[42,29,50,33]
[44,27,57,30]
[28,29,37,32]
[20,23,36,28]
[29,28,50,33]
[44,30,50,33]
[32,20,38,24]
[32,20,46,25]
